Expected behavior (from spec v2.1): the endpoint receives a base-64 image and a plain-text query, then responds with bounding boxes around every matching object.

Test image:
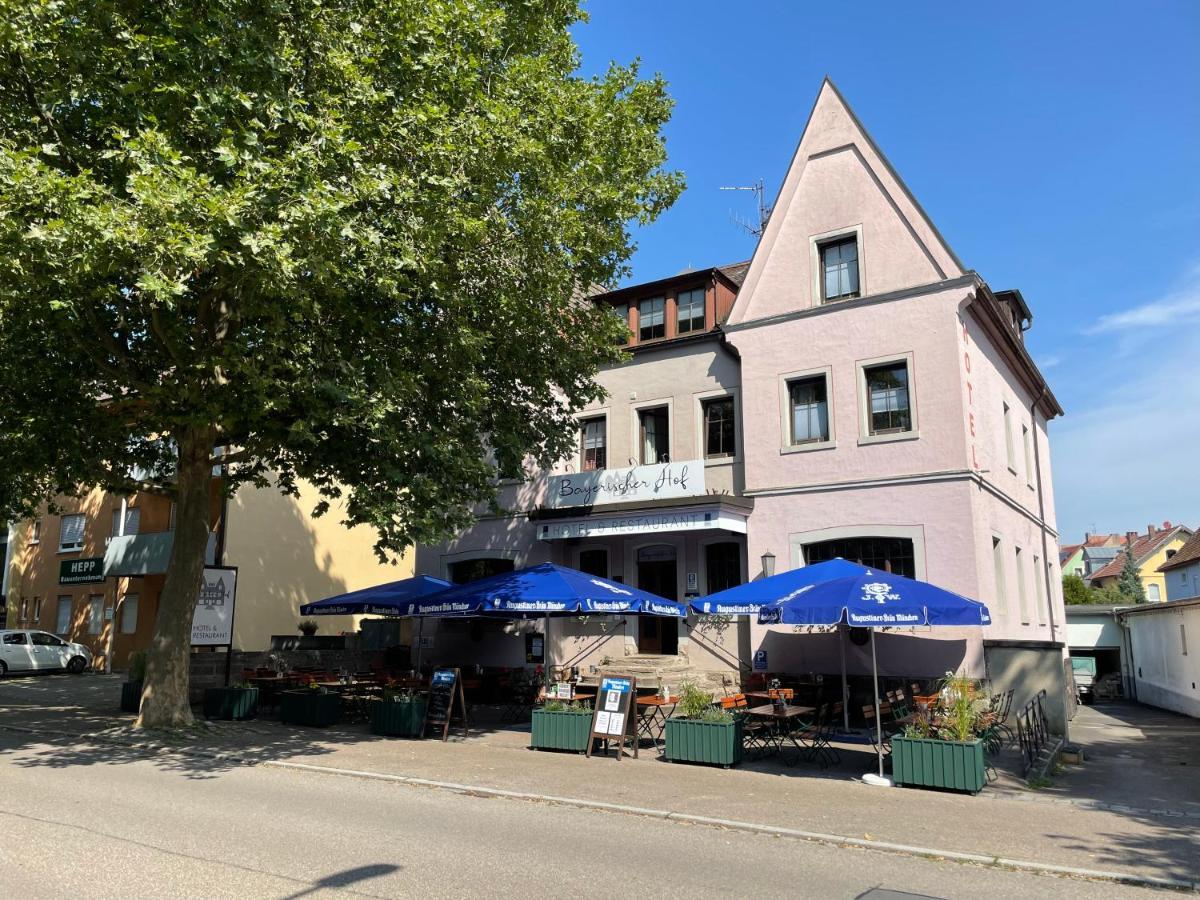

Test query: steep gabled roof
[1159,530,1200,573]
[728,77,965,327]
[1088,526,1194,582]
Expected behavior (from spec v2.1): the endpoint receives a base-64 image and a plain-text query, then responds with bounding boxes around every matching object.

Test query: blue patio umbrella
[299,574,453,616]
[688,558,871,616]
[757,568,991,785]
[406,563,685,681]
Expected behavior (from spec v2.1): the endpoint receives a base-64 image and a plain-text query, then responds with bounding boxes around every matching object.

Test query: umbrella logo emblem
[591,579,632,596]
[862,582,899,604]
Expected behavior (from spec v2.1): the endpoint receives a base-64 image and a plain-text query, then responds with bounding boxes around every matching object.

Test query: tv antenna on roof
[720,179,772,238]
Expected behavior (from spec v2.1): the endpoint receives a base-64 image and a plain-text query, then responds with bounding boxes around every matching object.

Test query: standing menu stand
[423,667,469,741]
[585,673,638,761]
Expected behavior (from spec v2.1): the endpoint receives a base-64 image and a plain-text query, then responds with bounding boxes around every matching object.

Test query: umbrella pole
[839,622,849,732]
[414,616,424,673]
[862,628,893,787]
[543,613,551,690]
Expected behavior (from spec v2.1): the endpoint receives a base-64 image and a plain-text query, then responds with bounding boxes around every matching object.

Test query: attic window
[820,236,860,302]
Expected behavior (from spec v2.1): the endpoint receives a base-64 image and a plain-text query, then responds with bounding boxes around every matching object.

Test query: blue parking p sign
[753,650,768,671]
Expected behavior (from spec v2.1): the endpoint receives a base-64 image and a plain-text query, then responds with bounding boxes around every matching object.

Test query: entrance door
[636,546,678,655]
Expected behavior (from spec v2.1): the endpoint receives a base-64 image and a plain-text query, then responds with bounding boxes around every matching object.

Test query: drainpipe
[1031,389,1068,739]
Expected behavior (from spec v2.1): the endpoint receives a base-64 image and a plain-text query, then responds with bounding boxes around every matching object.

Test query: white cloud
[1037,354,1061,370]
[1087,264,1200,334]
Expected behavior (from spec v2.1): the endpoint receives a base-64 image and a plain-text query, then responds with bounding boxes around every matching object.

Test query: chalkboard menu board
[585,673,638,761]
[423,668,468,741]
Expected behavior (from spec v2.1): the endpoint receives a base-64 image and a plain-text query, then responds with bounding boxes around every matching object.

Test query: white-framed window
[789,374,830,445]
[638,406,670,464]
[30,519,41,545]
[1147,583,1161,602]
[1004,404,1016,473]
[87,596,103,635]
[19,597,27,622]
[1034,555,1047,625]
[702,396,736,459]
[992,537,1007,613]
[1023,424,1035,488]
[58,514,85,552]
[638,296,665,342]
[676,287,706,335]
[1015,546,1029,624]
[818,235,860,302]
[111,506,140,537]
[120,594,139,635]
[579,416,606,471]
[55,596,72,634]
[32,597,42,622]
[859,356,915,440]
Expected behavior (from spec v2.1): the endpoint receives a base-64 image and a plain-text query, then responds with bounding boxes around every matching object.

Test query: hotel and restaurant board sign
[547,460,705,509]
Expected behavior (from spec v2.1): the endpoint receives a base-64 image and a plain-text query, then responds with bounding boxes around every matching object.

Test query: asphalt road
[0,733,1166,900]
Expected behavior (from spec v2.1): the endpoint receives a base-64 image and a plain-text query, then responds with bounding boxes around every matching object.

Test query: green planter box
[120,680,143,714]
[371,698,428,737]
[664,717,744,767]
[280,690,342,727]
[891,736,986,794]
[203,686,259,721]
[530,708,594,752]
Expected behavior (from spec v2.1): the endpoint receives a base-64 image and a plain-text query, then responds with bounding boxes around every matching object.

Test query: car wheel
[67,656,87,674]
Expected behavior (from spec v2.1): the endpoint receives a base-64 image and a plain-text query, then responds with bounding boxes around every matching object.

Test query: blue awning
[299,575,454,617]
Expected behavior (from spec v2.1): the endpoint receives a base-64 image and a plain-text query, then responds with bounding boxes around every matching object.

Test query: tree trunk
[136,426,216,729]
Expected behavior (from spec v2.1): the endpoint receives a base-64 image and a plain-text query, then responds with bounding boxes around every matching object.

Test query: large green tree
[0,0,682,727]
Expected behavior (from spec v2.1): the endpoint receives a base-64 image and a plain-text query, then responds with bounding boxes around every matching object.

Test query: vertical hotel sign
[191,566,237,646]
[961,315,980,471]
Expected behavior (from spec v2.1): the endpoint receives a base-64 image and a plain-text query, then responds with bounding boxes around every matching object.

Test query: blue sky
[573,1,1200,541]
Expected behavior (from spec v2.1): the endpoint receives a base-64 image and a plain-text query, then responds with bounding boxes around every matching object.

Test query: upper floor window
[111,506,140,538]
[30,520,41,545]
[702,397,735,459]
[676,288,705,335]
[820,236,860,302]
[864,362,911,435]
[611,303,630,343]
[639,406,670,464]
[638,297,665,342]
[1003,403,1016,472]
[789,375,830,445]
[58,514,85,552]
[579,417,606,471]
[1022,424,1035,487]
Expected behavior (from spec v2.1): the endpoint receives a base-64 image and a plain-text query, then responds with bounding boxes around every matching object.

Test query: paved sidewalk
[3,673,1198,887]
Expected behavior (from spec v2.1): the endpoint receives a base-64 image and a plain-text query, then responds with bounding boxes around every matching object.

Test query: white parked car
[0,630,92,675]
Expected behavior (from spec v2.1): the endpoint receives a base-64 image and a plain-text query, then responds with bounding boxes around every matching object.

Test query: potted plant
[891,673,989,794]
[120,651,147,714]
[202,681,260,721]
[370,686,428,737]
[280,683,342,727]
[664,681,743,767]
[297,619,319,637]
[530,699,594,753]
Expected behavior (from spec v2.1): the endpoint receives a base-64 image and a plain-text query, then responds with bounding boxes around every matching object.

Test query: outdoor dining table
[746,703,816,765]
[636,695,678,749]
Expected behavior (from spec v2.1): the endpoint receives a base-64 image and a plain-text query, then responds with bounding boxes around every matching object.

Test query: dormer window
[676,288,705,335]
[820,235,860,302]
[638,297,665,341]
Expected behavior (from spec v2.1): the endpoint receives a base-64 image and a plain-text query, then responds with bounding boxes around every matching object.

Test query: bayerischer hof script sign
[547,460,705,509]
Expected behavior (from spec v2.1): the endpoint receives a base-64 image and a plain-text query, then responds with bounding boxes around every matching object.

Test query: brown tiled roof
[716,260,751,286]
[1088,527,1192,582]
[1084,533,1122,547]
[1159,530,1200,573]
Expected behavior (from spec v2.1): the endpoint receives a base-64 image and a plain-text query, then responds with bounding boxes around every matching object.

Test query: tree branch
[8,50,81,175]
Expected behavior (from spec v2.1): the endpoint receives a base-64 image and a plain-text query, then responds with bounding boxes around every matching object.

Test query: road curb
[2,722,1196,893]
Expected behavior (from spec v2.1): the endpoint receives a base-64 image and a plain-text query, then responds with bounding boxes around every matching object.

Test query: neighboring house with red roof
[1086,522,1194,602]
[1159,530,1200,602]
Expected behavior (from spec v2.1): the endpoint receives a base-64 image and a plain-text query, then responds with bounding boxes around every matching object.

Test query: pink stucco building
[416,79,1069,724]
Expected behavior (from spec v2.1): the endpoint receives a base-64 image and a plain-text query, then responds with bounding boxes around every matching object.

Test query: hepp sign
[547,460,705,508]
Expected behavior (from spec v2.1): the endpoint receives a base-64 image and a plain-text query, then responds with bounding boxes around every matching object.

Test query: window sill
[780,440,837,455]
[57,548,83,555]
[703,455,741,467]
[857,430,919,447]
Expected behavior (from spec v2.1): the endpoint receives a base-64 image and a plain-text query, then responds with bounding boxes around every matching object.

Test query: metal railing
[1016,689,1051,775]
